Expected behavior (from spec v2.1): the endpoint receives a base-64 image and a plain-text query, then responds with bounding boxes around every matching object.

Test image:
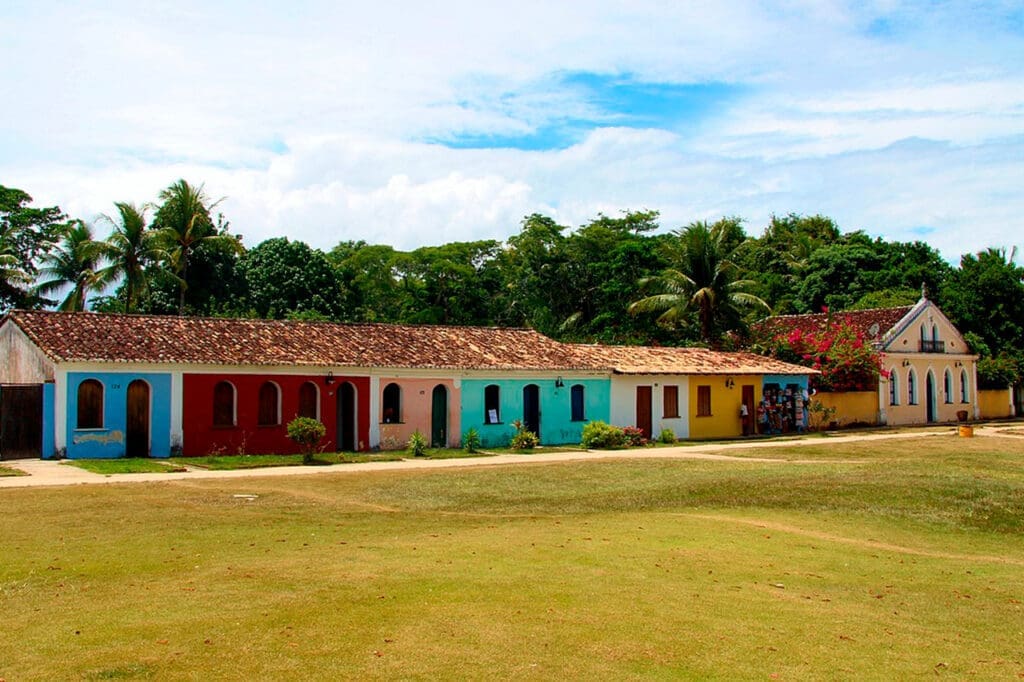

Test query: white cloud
[1,0,1022,265]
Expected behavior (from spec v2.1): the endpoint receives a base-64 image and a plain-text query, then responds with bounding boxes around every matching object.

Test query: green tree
[737,213,840,314]
[328,241,407,322]
[34,221,110,311]
[238,237,347,319]
[97,202,166,313]
[152,179,242,314]
[0,185,70,310]
[941,247,1024,383]
[629,219,768,345]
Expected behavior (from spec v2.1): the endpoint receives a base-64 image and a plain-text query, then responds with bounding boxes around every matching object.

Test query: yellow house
[759,295,978,426]
[877,297,978,425]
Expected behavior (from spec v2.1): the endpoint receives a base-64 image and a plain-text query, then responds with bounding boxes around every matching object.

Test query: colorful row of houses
[0,310,813,460]
[0,297,998,460]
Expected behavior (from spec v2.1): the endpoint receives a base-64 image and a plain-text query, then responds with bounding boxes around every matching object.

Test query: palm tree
[629,220,769,345]
[153,179,239,314]
[35,221,110,311]
[0,222,32,291]
[98,202,166,313]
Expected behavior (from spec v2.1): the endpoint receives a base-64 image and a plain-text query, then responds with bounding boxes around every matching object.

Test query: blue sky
[1,1,1022,261]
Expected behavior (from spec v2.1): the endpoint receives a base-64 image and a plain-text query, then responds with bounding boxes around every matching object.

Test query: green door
[431,384,447,448]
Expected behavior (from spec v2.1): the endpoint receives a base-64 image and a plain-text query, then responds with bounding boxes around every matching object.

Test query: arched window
[76,379,104,429]
[907,369,918,405]
[571,384,585,421]
[484,384,500,424]
[944,369,953,404]
[382,383,401,423]
[258,382,281,426]
[889,368,899,406]
[960,369,969,403]
[213,381,236,427]
[298,381,319,419]
[932,324,939,342]
[920,324,927,341]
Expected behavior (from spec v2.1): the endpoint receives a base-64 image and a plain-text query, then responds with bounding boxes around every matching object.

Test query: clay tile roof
[4,310,591,371]
[753,306,913,344]
[565,343,814,375]
[3,310,815,376]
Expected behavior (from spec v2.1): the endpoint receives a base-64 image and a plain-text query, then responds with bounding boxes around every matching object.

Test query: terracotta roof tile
[3,310,814,377]
[5,310,586,370]
[753,306,913,344]
[566,343,814,375]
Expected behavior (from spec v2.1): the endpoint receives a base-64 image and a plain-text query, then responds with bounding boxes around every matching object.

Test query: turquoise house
[460,377,610,447]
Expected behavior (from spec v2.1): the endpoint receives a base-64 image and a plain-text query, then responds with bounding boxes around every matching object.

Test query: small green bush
[581,421,627,449]
[658,428,676,444]
[463,427,481,453]
[408,430,428,457]
[286,417,326,464]
[509,429,539,450]
[507,419,539,450]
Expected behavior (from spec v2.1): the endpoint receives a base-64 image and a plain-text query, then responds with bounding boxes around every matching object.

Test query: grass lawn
[0,463,26,476]
[2,434,1022,679]
[62,458,186,474]
[171,452,405,470]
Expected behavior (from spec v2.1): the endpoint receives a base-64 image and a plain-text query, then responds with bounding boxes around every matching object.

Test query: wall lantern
[554,377,565,388]
[954,360,962,367]
[724,378,735,389]
[902,360,911,367]
[325,371,335,385]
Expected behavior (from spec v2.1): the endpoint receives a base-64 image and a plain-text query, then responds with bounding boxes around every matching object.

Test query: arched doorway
[523,384,540,438]
[126,379,150,457]
[925,371,937,423]
[431,384,448,448]
[336,382,356,451]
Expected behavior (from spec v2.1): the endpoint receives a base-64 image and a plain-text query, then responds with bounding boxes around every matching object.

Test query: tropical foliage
[629,218,767,345]
[2,180,1023,385]
[760,316,886,392]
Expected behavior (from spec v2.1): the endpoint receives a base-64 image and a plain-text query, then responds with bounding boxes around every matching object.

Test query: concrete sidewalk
[0,423,1017,490]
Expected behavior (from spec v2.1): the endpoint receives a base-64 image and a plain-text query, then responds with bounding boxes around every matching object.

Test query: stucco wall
[813,391,878,428]
[65,372,173,459]
[978,388,1014,419]
[882,360,975,425]
[461,377,609,447]
[0,323,54,383]
[688,377,754,439]
[376,377,460,449]
[609,376,689,439]
[183,373,370,456]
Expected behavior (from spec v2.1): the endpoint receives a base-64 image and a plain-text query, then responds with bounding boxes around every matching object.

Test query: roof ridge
[9,309,538,334]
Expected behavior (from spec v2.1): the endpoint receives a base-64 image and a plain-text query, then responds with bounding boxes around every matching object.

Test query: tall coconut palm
[153,179,239,315]
[98,201,166,313]
[629,220,769,346]
[35,221,110,311]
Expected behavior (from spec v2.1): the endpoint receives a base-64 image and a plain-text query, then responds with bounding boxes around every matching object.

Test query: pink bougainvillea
[767,318,885,392]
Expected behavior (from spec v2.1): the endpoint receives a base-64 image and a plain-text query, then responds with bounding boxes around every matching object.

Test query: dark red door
[636,386,652,439]
[126,380,150,457]
[741,384,755,436]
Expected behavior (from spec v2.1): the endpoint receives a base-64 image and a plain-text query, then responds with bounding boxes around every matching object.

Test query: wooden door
[431,384,447,447]
[741,384,755,436]
[336,382,356,451]
[0,385,43,460]
[636,386,652,439]
[125,380,150,457]
[522,384,540,438]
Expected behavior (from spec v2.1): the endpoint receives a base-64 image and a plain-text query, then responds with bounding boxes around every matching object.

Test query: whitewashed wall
[609,375,689,439]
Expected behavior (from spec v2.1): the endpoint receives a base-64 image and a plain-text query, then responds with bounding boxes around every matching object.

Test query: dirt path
[1,423,1019,490]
